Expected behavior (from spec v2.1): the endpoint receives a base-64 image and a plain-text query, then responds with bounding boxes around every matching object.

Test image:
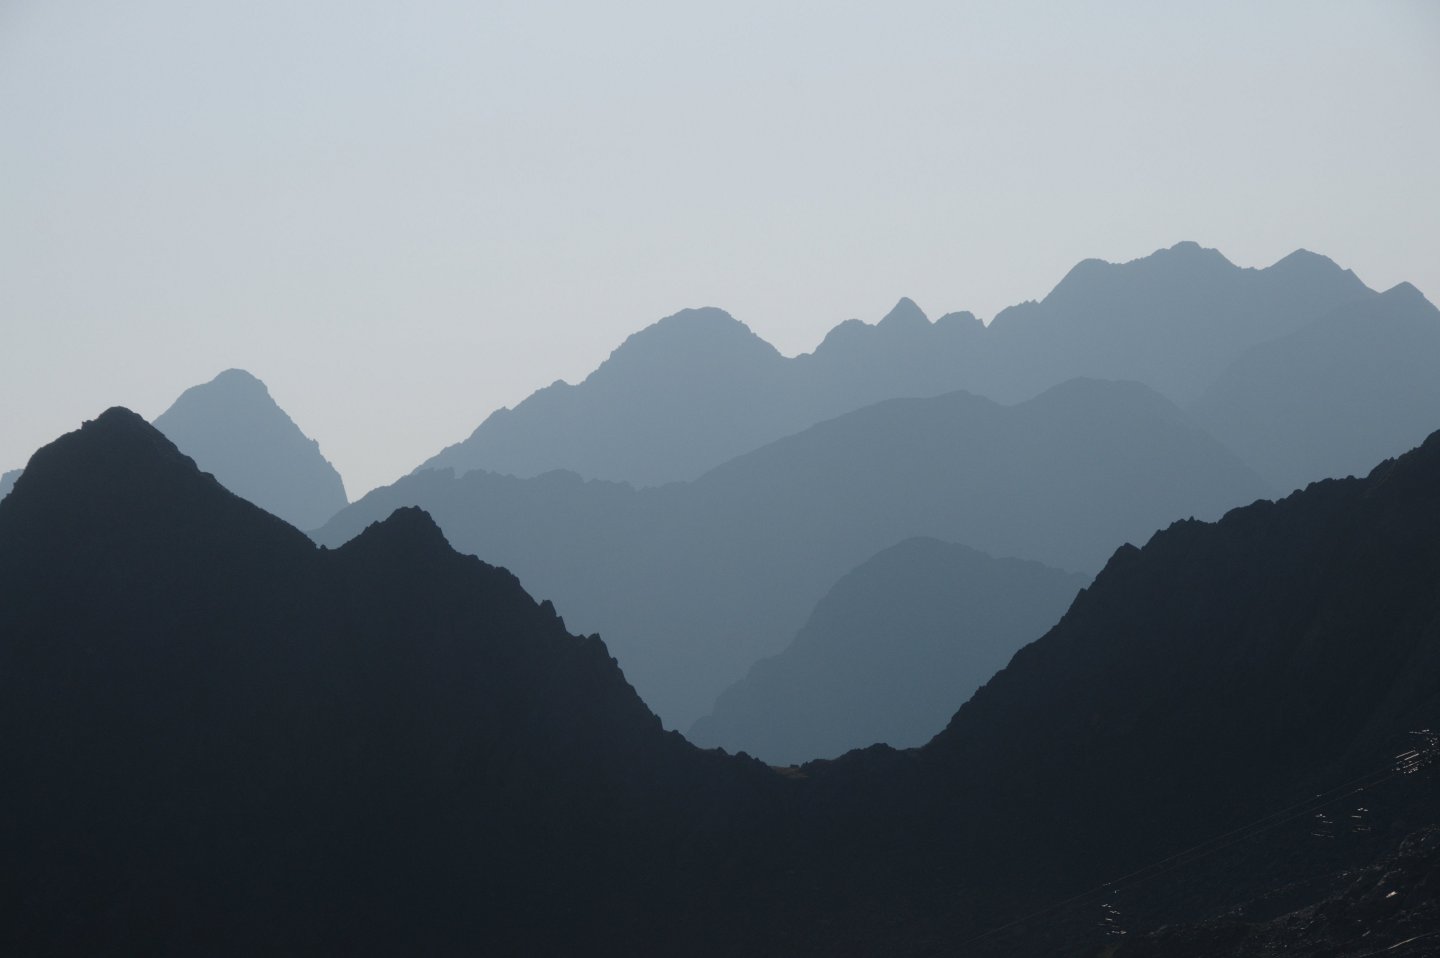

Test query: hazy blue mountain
[0,469,18,501]
[419,307,798,486]
[6,407,1439,955]
[153,368,348,530]
[318,378,1271,728]
[1190,282,1440,494]
[688,537,1089,764]
[413,243,1374,488]
[977,242,1375,404]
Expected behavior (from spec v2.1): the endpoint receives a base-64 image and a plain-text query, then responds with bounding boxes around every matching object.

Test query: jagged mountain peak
[19,406,201,491]
[342,504,454,556]
[152,369,348,530]
[877,296,929,330]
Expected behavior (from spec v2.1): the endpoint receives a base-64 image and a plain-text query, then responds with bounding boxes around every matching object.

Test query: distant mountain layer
[0,469,17,501]
[5,409,1440,954]
[153,368,348,529]
[688,537,1089,765]
[419,242,1376,487]
[1191,281,1440,493]
[319,378,1271,728]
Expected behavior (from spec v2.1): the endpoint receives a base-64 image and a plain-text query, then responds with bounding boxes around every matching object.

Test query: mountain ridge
[4,408,1440,953]
[319,377,1271,727]
[411,242,1379,489]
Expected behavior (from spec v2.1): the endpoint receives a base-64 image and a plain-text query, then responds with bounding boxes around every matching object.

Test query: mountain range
[4,408,1439,954]
[419,242,1394,491]
[318,376,1269,728]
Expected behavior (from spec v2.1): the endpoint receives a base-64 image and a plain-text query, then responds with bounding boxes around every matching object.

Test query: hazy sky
[2,1,1437,498]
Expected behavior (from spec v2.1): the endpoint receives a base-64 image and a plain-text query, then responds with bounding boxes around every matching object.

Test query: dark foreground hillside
[3,410,1439,955]
[0,410,782,955]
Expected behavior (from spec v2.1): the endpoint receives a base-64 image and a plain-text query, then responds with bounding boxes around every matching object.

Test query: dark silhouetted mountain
[0,409,778,955]
[688,537,1088,765]
[0,468,17,501]
[879,428,1440,951]
[152,368,348,529]
[1191,281,1440,494]
[412,244,1374,489]
[318,378,1270,728]
[4,409,1440,955]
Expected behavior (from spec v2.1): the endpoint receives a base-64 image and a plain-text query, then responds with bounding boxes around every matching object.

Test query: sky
[2,1,1437,498]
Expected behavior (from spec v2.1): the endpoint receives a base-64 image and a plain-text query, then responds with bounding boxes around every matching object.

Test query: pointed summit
[876,297,929,331]
[416,306,792,487]
[345,505,455,558]
[0,407,310,576]
[153,369,348,530]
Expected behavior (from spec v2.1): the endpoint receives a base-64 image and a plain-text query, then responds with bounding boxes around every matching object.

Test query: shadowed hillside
[0,409,777,955]
[3,410,1439,955]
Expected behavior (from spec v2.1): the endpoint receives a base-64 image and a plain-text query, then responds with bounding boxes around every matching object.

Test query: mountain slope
[688,537,1088,765]
[0,468,17,501]
[419,307,796,486]
[319,379,1270,728]
[0,409,774,955]
[1191,282,1440,494]
[152,368,348,529]
[4,409,1440,955]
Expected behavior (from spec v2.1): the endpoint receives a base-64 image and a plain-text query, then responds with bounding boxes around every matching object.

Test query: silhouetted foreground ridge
[3,409,1440,955]
[0,409,777,955]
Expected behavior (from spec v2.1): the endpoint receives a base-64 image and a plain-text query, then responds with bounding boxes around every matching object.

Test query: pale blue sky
[2,1,1436,497]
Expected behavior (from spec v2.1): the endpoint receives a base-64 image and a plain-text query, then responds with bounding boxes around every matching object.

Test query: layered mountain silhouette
[416,243,1377,489]
[153,368,348,530]
[688,537,1089,765]
[319,378,1270,728]
[0,409,779,955]
[4,408,1440,954]
[1191,281,1440,493]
